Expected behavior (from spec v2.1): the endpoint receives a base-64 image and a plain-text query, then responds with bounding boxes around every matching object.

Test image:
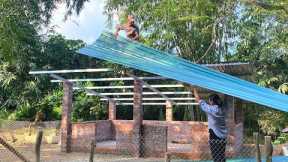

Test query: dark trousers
[209,129,227,162]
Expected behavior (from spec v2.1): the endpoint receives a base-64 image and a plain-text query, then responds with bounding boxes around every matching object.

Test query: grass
[0,127,59,145]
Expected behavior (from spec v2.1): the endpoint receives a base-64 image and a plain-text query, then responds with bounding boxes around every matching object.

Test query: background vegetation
[0,0,287,141]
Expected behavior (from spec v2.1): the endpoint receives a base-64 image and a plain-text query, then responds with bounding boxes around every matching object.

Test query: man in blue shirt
[193,88,228,162]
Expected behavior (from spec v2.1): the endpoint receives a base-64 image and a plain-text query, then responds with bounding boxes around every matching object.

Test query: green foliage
[36,89,64,121]
[273,133,288,145]
[105,0,237,63]
[258,109,288,135]
[279,83,288,94]
[0,109,10,120]
[0,0,99,121]
[0,34,87,120]
[63,0,90,18]
[9,102,37,121]
[0,0,90,120]
[1,0,288,133]
[230,1,288,135]
[72,92,107,122]
[232,1,288,89]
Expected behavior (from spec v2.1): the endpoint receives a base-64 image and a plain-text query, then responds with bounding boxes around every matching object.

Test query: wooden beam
[29,68,112,74]
[100,97,195,101]
[49,74,114,102]
[31,63,250,75]
[87,92,192,96]
[51,76,167,82]
[116,102,198,106]
[128,73,175,104]
[73,84,184,90]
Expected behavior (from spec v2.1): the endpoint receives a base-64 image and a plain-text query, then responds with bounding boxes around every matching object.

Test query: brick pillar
[224,95,243,155]
[109,100,116,120]
[61,81,73,153]
[166,101,173,121]
[132,78,143,157]
[224,95,235,129]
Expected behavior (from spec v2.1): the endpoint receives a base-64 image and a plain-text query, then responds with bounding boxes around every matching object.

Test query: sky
[49,0,109,44]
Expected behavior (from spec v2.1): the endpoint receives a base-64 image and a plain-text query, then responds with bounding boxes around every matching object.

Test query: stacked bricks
[60,81,73,153]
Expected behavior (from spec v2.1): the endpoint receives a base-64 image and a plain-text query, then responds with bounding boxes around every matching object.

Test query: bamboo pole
[89,140,95,162]
[0,136,31,162]
[253,132,261,162]
[35,129,43,162]
[264,136,273,162]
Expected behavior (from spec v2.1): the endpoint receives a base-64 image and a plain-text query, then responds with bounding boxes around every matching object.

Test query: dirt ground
[0,144,166,162]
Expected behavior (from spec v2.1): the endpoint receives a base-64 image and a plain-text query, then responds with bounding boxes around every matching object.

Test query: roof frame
[49,74,114,102]
[29,68,198,105]
[29,68,112,74]
[87,91,192,96]
[116,102,198,106]
[100,97,195,101]
[51,76,167,83]
[72,84,184,90]
[127,73,175,104]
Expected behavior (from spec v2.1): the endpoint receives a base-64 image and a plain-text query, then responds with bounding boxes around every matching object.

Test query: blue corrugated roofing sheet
[78,32,288,112]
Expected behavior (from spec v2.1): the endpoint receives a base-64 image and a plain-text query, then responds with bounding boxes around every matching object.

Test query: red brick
[60,81,73,153]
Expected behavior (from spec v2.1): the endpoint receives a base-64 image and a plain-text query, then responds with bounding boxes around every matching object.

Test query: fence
[0,120,284,162]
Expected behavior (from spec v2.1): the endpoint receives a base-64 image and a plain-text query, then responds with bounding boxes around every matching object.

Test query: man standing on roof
[115,15,140,41]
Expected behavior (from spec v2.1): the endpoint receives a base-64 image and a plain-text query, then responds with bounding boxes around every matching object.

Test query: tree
[104,0,288,134]
[104,0,239,121]
[105,0,238,63]
[0,0,98,121]
[230,1,288,135]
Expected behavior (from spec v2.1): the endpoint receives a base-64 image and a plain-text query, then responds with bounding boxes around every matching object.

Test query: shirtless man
[115,15,140,41]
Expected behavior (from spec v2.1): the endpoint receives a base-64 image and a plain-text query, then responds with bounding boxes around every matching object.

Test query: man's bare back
[115,15,139,41]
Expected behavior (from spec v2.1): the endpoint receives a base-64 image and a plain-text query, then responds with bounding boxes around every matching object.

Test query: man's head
[127,15,135,25]
[208,94,222,107]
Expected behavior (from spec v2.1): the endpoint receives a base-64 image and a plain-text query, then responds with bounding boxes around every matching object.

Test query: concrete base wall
[0,121,60,130]
[143,121,208,144]
[143,124,167,157]
[113,120,134,155]
[70,120,243,158]
[71,120,114,151]
[71,122,96,151]
[112,120,168,157]
[96,120,115,142]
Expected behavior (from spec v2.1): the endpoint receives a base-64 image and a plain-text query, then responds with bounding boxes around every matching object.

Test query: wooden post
[61,81,73,152]
[35,129,43,162]
[89,140,95,162]
[223,95,243,155]
[265,136,273,162]
[0,136,31,162]
[165,101,173,121]
[253,132,261,162]
[108,100,116,120]
[133,78,143,157]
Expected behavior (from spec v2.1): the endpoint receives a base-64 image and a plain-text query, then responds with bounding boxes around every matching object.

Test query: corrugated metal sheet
[78,32,288,112]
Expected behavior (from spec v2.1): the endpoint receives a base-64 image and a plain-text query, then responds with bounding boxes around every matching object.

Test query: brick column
[166,101,173,121]
[61,81,73,153]
[224,95,235,129]
[132,78,143,157]
[224,95,243,155]
[108,100,116,120]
